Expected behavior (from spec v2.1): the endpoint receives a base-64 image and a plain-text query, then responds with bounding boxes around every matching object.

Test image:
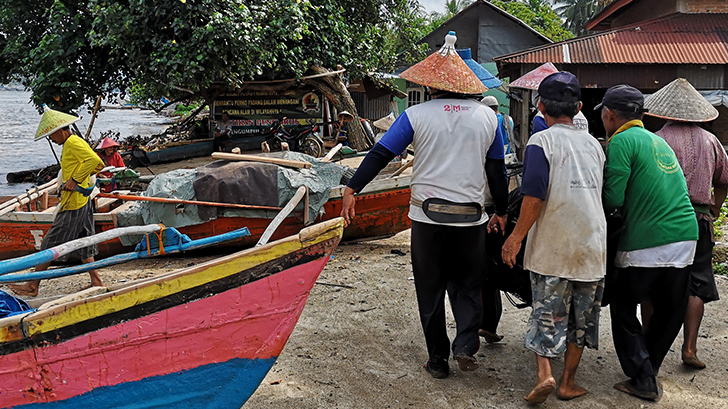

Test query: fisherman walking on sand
[9,109,105,297]
[600,85,698,401]
[501,72,606,404]
[644,78,728,370]
[340,31,508,379]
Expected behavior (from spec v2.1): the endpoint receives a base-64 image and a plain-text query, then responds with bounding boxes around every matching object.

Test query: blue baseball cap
[537,72,581,102]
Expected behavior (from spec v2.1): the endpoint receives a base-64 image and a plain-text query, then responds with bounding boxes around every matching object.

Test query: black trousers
[480,278,502,334]
[610,266,690,392]
[411,221,485,364]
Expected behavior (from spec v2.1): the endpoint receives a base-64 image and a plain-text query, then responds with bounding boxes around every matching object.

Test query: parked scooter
[261,119,324,157]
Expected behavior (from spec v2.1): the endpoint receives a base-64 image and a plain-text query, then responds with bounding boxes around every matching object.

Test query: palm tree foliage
[552,0,611,36]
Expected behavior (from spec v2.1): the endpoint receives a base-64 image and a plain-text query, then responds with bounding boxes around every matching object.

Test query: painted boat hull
[0,178,411,260]
[0,218,344,408]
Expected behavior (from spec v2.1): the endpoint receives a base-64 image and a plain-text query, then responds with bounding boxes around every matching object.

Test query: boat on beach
[0,217,344,408]
[0,155,411,261]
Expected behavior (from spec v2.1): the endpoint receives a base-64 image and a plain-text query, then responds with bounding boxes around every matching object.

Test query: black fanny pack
[417,198,483,223]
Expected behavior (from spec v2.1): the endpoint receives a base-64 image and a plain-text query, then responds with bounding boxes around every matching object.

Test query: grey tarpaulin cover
[195,152,345,222]
[115,152,346,246]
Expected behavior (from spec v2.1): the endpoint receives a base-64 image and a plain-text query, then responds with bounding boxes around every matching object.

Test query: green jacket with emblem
[603,124,698,251]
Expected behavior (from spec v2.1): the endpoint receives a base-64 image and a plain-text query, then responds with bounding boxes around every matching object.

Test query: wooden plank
[211,152,312,169]
[97,193,282,211]
[321,143,343,162]
[256,186,308,246]
[389,159,413,178]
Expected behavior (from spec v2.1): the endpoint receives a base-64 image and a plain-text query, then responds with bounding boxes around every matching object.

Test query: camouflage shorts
[524,272,604,358]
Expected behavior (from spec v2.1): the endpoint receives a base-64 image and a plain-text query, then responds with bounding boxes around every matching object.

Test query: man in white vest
[502,72,606,404]
[340,32,509,379]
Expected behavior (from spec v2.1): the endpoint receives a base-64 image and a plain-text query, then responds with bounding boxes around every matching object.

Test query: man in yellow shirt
[9,110,104,297]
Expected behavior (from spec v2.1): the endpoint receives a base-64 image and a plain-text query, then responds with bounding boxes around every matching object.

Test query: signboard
[213,89,325,136]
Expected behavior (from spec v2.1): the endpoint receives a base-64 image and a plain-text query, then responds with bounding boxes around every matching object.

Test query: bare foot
[524,377,556,404]
[7,283,39,297]
[557,384,588,400]
[682,353,706,369]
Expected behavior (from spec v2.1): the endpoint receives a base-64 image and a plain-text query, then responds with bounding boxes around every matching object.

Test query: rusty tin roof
[495,13,728,65]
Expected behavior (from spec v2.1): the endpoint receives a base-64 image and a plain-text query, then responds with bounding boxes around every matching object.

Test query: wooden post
[86,96,103,143]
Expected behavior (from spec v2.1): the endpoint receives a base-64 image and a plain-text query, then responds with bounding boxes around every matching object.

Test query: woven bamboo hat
[644,78,718,122]
[373,112,396,131]
[399,31,487,94]
[97,137,121,150]
[35,109,80,140]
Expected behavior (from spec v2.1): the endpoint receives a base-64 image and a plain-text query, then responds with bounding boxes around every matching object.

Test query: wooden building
[494,0,728,142]
[396,0,552,114]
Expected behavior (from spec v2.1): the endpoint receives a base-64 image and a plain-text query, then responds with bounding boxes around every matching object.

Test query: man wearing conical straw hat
[9,110,105,297]
[341,31,509,379]
[645,78,727,370]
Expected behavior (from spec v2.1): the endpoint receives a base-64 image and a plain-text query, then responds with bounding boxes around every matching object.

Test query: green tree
[0,0,427,111]
[492,0,574,42]
[553,0,610,36]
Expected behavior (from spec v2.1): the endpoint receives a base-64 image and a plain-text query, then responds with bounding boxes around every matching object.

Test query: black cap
[594,85,648,113]
[537,72,581,102]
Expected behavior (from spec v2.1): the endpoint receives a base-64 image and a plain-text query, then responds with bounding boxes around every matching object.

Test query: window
[407,87,432,107]
[408,89,421,107]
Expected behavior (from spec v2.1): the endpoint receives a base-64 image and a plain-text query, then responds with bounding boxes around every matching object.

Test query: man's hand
[63,178,78,192]
[487,213,507,235]
[501,235,522,268]
[340,187,356,227]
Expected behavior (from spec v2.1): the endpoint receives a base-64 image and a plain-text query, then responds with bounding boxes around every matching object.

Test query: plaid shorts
[41,200,98,262]
[525,272,604,358]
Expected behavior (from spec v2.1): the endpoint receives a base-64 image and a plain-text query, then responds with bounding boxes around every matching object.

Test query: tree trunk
[304,66,372,151]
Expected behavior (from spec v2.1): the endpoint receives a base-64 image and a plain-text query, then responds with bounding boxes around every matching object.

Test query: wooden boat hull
[0,177,411,260]
[0,218,344,408]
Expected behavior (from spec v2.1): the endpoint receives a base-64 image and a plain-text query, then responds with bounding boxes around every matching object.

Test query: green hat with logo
[35,109,80,140]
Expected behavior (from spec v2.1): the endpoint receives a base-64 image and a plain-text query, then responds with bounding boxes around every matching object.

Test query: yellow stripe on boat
[23,220,343,337]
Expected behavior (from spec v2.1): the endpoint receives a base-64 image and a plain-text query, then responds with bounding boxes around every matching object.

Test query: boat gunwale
[0,218,344,334]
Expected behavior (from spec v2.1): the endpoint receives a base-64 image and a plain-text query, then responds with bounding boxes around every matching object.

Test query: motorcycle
[262,119,324,157]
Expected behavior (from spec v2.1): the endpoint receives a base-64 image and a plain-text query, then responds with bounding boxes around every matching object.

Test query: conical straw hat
[35,109,80,140]
[97,137,121,150]
[644,78,718,122]
[456,48,502,89]
[399,31,487,94]
[373,112,396,131]
[509,62,558,90]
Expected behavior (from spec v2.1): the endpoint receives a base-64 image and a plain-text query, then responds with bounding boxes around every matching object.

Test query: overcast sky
[420,0,446,14]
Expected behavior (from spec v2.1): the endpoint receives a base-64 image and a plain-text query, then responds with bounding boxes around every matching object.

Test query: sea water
[0,90,171,196]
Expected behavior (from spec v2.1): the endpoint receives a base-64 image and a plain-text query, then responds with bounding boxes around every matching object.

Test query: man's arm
[341,112,414,226]
[602,136,631,210]
[70,137,104,182]
[501,142,549,266]
[485,125,508,233]
[502,196,543,267]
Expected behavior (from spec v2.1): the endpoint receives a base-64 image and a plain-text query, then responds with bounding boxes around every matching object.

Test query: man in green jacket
[600,85,698,401]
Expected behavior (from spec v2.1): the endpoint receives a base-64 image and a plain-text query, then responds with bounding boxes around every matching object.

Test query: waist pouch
[413,198,482,223]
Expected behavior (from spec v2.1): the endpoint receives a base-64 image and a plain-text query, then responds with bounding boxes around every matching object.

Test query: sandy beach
[5,228,727,409]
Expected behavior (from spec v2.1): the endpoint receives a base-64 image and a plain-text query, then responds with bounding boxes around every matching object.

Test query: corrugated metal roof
[495,13,728,65]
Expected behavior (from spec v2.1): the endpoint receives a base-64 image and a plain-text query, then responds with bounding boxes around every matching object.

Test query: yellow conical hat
[35,109,80,140]
[399,31,487,95]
